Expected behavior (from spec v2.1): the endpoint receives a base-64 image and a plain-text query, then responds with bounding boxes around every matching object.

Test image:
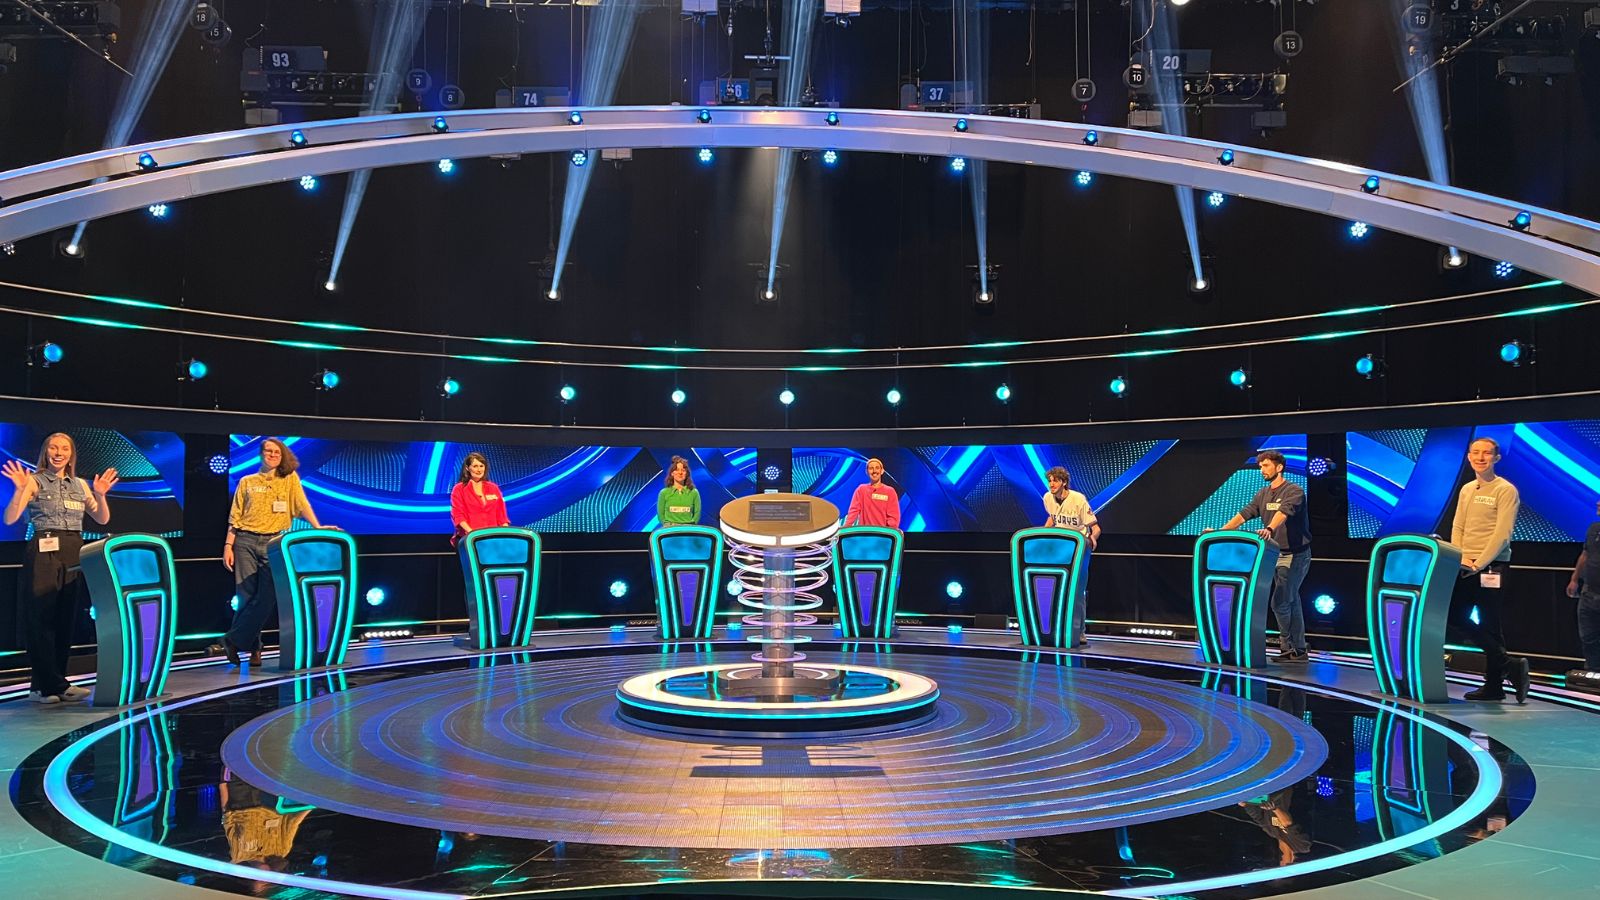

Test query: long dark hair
[261,437,298,477]
[663,455,694,490]
[458,452,490,484]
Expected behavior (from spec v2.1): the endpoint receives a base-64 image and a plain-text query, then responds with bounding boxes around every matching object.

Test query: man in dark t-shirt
[1214,449,1312,662]
[1567,498,1600,670]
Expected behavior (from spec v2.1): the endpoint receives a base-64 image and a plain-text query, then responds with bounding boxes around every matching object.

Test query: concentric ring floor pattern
[220,651,1329,848]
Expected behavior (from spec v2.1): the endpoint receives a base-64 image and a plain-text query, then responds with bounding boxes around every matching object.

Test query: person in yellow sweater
[1448,437,1530,703]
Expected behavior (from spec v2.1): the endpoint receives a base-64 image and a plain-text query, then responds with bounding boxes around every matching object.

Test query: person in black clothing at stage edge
[1448,437,1531,703]
[1210,449,1312,663]
[1566,497,1600,672]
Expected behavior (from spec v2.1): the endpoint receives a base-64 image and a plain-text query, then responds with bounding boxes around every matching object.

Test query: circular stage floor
[15,642,1526,899]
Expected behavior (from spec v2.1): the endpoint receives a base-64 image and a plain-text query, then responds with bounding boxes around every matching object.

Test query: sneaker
[1509,657,1531,705]
[1464,685,1506,701]
[61,685,90,700]
[27,691,61,705]
[1278,649,1309,664]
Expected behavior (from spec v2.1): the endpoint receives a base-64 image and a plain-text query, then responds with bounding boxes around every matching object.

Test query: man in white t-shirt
[1041,465,1100,646]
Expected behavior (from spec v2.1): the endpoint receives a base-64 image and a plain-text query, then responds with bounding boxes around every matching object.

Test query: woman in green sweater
[657,456,701,526]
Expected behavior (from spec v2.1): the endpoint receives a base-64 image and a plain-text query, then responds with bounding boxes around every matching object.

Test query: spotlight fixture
[147,203,169,218]
[1217,148,1235,166]
[437,158,456,174]
[756,280,779,303]
[1,242,14,256]
[568,110,584,125]
[431,116,448,133]
[1498,340,1528,366]
[1313,594,1338,615]
[1188,272,1212,294]
[825,110,840,125]
[32,342,64,367]
[954,118,969,132]
[821,149,839,166]
[1355,353,1383,379]
[1362,175,1380,193]
[569,150,587,167]
[1440,246,1467,270]
[1494,260,1516,278]
[696,108,712,124]
[1109,376,1128,396]
[1307,457,1336,477]
[697,147,714,164]
[206,453,229,476]
[670,388,687,406]
[609,579,629,598]
[559,384,577,402]
[136,152,157,170]
[314,368,340,390]
[288,129,307,148]
[299,174,318,192]
[1348,221,1370,239]
[365,586,387,606]
[183,358,208,381]
[1082,130,1099,146]
[1075,170,1093,187]
[950,156,967,173]
[1229,367,1250,389]
[1206,191,1226,208]
[995,384,1012,403]
[59,238,84,258]
[886,388,902,406]
[1509,210,1532,230]
[779,388,796,406]
[1171,0,1191,6]
[945,580,964,599]
[322,279,337,292]
[438,376,460,397]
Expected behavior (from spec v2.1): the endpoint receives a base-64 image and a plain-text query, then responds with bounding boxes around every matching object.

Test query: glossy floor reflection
[11,643,1530,899]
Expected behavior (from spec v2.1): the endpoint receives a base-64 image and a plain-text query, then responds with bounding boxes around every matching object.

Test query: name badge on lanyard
[1480,571,1503,589]
[39,535,61,553]
[272,500,289,513]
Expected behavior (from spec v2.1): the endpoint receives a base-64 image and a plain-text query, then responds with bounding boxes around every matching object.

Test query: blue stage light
[1362,175,1380,193]
[1109,376,1128,396]
[365,586,386,606]
[288,130,307,148]
[187,359,208,380]
[1206,191,1225,208]
[317,369,340,390]
[437,158,455,174]
[89,605,96,621]
[568,110,583,125]
[947,623,964,634]
[726,579,742,597]
[945,580,964,599]
[559,384,576,402]
[697,147,714,164]
[822,149,839,166]
[207,453,228,475]
[439,377,460,397]
[610,623,627,633]
[147,203,169,218]
[569,150,587,167]
[696,108,712,124]
[322,279,337,292]
[671,388,687,405]
[229,594,239,611]
[609,579,629,598]
[431,116,448,133]
[1313,594,1338,615]
[41,342,63,364]
[1082,130,1099,146]
[1348,221,1370,239]
[1075,170,1093,187]
[1355,354,1377,377]
[1469,605,1480,626]
[950,156,967,173]
[1229,368,1250,388]
[299,174,318,192]
[825,110,840,126]
[136,152,157,170]
[886,388,902,405]
[995,384,1011,402]
[1510,210,1532,230]
[1218,148,1235,165]
[1499,340,1524,365]
[1308,457,1334,477]
[779,388,796,406]
[1316,776,1335,798]
[727,621,743,632]
[313,854,329,868]
[954,118,969,132]
[1494,260,1515,278]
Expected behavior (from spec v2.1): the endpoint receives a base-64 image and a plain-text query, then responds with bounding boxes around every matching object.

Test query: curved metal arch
[2,106,1598,294]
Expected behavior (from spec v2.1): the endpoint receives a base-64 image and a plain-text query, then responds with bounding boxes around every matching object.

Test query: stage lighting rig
[1125,47,1291,134]
[900,78,1041,119]
[240,45,393,125]
[0,2,120,45]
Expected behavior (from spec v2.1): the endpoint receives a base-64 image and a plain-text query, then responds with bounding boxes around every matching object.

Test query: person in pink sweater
[843,458,901,529]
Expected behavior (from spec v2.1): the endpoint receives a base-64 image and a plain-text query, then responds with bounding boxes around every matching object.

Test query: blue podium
[1372,703,1454,839]
[96,709,177,859]
[1192,531,1276,668]
[457,527,542,650]
[1010,527,1091,648]
[269,529,359,672]
[649,525,725,640]
[1366,534,1462,704]
[80,534,178,707]
[832,526,905,639]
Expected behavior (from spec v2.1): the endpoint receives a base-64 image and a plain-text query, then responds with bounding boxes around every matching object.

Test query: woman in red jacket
[450,452,511,545]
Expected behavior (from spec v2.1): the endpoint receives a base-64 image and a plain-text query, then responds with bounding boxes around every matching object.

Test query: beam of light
[1138,2,1205,285]
[549,0,646,295]
[1389,0,1451,187]
[326,1,430,290]
[68,0,193,250]
[959,3,990,295]
[764,0,823,294]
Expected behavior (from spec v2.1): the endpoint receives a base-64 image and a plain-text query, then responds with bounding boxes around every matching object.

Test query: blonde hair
[35,432,77,479]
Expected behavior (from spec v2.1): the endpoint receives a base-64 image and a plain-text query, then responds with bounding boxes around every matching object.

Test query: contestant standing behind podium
[451,452,511,545]
[657,456,701,526]
[3,433,117,705]
[844,458,901,529]
[1041,465,1100,646]
[1211,450,1310,663]
[1566,498,1600,672]
[215,438,335,668]
[1449,437,1530,702]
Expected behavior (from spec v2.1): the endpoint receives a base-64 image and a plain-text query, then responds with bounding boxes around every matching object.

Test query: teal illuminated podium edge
[1010,527,1090,648]
[832,526,905,639]
[80,533,178,707]
[1365,534,1462,704]
[268,529,359,672]
[458,527,542,650]
[1191,531,1276,669]
[648,525,724,640]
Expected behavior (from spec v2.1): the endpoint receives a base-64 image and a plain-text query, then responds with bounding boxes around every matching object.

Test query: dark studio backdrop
[0,1,1598,673]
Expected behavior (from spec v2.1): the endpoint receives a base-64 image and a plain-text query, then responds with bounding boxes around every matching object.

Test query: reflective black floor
[9,642,1533,899]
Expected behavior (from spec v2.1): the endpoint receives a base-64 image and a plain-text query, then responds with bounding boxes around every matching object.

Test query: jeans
[1271,549,1311,652]
[1578,588,1600,671]
[224,531,278,652]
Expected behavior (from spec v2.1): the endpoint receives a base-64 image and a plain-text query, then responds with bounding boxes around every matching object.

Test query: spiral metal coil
[727,540,833,666]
